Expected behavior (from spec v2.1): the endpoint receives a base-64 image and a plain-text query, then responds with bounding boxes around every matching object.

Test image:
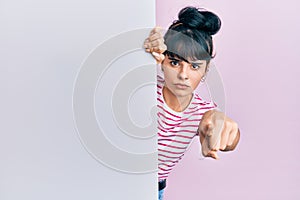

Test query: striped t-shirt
[157,75,216,181]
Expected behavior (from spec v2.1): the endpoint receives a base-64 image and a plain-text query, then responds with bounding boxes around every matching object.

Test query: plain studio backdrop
[157,0,300,200]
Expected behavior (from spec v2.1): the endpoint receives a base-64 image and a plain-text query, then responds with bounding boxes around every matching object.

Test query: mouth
[174,83,190,89]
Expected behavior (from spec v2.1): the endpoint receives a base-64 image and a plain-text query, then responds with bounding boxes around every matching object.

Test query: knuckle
[206,121,214,129]
[233,122,238,130]
[151,40,158,46]
[224,120,230,127]
[158,39,163,45]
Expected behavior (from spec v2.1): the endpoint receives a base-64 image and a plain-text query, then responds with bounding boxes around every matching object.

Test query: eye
[191,64,200,70]
[170,60,179,66]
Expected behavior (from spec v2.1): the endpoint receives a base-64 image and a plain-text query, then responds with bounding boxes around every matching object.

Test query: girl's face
[162,54,207,99]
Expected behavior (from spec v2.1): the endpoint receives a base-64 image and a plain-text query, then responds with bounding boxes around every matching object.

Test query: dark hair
[163,6,221,62]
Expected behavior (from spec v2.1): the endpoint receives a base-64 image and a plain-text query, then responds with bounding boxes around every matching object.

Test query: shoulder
[157,74,164,83]
[157,74,164,89]
[192,93,217,110]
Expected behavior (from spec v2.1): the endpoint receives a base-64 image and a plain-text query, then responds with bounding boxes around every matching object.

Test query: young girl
[144,7,240,200]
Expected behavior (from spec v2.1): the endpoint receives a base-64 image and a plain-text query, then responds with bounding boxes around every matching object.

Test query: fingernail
[152,52,159,57]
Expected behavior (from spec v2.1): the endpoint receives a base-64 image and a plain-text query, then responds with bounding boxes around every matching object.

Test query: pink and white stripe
[157,75,216,181]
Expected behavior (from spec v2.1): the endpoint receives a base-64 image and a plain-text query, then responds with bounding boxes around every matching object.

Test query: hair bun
[178,7,221,35]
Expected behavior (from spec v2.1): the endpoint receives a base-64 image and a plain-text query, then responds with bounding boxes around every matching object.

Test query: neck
[162,86,193,112]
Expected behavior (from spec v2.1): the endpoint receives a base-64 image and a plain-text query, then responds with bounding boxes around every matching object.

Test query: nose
[177,64,189,80]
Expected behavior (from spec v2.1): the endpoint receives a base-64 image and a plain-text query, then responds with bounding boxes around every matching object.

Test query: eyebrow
[168,55,190,64]
[169,57,181,62]
[190,61,204,65]
[169,56,204,65]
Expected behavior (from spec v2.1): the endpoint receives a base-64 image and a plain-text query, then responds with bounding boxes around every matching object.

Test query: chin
[172,90,192,98]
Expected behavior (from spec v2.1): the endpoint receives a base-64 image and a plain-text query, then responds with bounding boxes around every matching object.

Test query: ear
[205,61,210,73]
[161,59,166,72]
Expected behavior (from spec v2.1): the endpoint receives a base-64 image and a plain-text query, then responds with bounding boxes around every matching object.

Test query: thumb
[152,52,165,65]
[207,150,219,160]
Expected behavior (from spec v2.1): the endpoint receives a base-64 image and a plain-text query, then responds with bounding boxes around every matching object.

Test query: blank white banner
[0,0,156,199]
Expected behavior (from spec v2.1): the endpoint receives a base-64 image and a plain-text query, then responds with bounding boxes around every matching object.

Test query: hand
[198,110,240,159]
[143,26,167,64]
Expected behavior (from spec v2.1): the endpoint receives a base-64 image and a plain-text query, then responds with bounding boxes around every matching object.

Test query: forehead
[164,32,211,61]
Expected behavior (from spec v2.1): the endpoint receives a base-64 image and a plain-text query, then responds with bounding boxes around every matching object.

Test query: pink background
[156,0,300,199]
